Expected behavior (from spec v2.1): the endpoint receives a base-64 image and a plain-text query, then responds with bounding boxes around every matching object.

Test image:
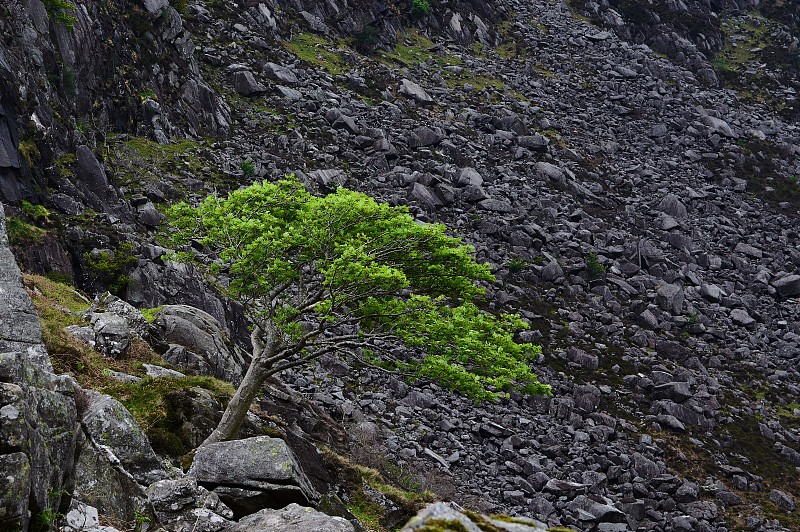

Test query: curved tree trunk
[199,324,278,447]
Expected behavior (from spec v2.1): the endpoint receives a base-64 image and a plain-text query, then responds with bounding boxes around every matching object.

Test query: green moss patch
[285,33,349,76]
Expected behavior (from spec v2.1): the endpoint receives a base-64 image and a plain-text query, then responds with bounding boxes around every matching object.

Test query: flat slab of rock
[229,503,354,532]
[188,436,318,516]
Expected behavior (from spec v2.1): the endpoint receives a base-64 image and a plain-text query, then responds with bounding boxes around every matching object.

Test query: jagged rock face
[0,207,78,530]
[0,0,229,204]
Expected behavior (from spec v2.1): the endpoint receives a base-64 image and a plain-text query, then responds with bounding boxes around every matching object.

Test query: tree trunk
[199,324,279,447]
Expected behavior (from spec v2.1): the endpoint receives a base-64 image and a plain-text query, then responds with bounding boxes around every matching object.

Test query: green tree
[165,176,549,446]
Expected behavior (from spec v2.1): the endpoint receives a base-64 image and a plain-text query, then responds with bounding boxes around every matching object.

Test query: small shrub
[169,0,187,15]
[140,306,164,323]
[21,201,51,223]
[85,241,138,294]
[42,0,78,29]
[507,257,527,273]
[585,251,606,279]
[18,140,40,166]
[240,160,255,177]
[410,0,431,18]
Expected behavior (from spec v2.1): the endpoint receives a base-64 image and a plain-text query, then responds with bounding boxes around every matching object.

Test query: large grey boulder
[153,305,250,384]
[232,71,267,96]
[229,503,354,532]
[188,436,319,518]
[772,274,800,297]
[72,427,156,528]
[81,390,167,486]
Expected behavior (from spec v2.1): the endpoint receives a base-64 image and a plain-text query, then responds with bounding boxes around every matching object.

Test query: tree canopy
[165,176,549,443]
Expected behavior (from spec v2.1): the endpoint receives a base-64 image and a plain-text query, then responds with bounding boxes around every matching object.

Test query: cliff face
[0,0,229,204]
[1,0,800,530]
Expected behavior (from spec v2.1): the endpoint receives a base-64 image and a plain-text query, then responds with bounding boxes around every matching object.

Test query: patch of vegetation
[6,217,46,245]
[104,376,236,457]
[84,241,138,294]
[585,251,607,279]
[21,201,51,223]
[42,0,78,29]
[416,519,470,532]
[55,152,77,176]
[169,0,187,15]
[140,306,165,323]
[285,33,349,76]
[106,135,225,192]
[240,160,255,177]
[353,24,382,55]
[25,275,163,390]
[138,88,158,102]
[507,257,527,273]
[410,0,431,19]
[323,448,435,531]
[379,30,462,69]
[18,139,40,166]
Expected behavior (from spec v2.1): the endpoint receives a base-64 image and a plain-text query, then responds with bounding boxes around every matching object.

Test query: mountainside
[2,0,800,531]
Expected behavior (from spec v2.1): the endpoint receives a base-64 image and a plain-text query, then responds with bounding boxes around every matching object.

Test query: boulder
[232,71,267,96]
[772,274,800,297]
[229,503,354,532]
[263,62,298,84]
[399,79,434,105]
[154,305,250,385]
[147,477,234,531]
[188,436,319,518]
[81,391,167,486]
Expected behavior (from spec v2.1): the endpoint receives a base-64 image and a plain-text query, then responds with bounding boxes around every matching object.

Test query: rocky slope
[2,0,800,530]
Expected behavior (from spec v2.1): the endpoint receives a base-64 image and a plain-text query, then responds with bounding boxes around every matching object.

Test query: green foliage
[21,201,51,222]
[169,0,187,14]
[240,160,256,177]
[18,139,40,166]
[84,241,137,293]
[6,217,46,245]
[140,306,165,323]
[410,0,431,18]
[55,152,77,176]
[164,176,549,400]
[42,0,78,29]
[507,257,527,273]
[585,251,606,279]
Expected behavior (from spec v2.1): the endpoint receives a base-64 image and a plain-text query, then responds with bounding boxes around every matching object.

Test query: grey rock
[90,312,132,359]
[230,503,354,532]
[264,62,298,84]
[276,85,303,102]
[399,79,434,105]
[730,308,756,328]
[656,194,687,219]
[656,283,684,314]
[535,162,566,184]
[402,502,546,531]
[457,167,484,187]
[147,477,234,532]
[154,305,249,385]
[701,115,737,138]
[772,274,800,297]
[81,391,167,486]
[232,71,267,96]
[768,489,795,511]
[652,382,693,403]
[188,436,318,513]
